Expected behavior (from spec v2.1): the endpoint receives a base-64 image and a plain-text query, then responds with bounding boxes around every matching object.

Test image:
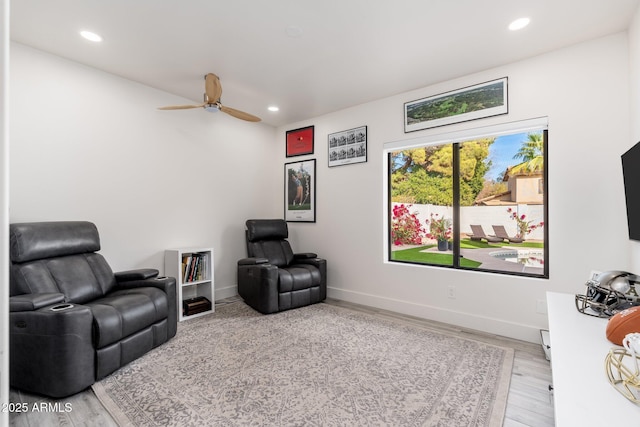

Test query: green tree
[391,168,453,205]
[390,138,493,206]
[459,140,492,205]
[475,180,508,201]
[512,132,544,174]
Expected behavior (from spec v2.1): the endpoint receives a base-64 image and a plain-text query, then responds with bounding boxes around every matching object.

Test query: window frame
[384,118,549,279]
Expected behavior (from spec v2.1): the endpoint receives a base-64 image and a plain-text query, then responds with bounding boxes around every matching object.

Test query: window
[386,119,548,278]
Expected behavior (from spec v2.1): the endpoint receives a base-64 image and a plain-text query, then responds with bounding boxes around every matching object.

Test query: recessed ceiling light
[80,30,103,42]
[268,106,280,112]
[508,17,530,31]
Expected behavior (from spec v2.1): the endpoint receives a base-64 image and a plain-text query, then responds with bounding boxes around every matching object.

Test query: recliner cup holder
[50,303,74,311]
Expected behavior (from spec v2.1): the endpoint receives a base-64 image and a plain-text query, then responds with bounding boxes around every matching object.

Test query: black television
[622,141,640,241]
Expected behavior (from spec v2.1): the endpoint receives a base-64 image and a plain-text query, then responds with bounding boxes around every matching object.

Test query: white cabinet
[547,292,640,426]
[164,248,214,321]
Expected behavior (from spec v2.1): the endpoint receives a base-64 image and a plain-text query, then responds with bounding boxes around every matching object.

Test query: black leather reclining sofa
[238,219,327,314]
[8,221,177,397]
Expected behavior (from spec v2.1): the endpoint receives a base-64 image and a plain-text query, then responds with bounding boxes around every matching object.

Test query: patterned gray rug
[92,302,513,426]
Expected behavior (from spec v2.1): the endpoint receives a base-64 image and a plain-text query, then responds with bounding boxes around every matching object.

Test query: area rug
[92,302,513,426]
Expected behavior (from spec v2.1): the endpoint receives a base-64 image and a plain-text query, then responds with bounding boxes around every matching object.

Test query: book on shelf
[181,252,208,283]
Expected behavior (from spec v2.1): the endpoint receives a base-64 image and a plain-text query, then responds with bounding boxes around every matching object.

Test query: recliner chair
[9,221,177,397]
[237,219,326,314]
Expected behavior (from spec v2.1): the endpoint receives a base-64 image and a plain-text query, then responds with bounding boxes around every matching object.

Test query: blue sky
[486,132,533,181]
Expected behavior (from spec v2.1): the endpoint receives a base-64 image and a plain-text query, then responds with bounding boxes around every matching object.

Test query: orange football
[606,306,640,345]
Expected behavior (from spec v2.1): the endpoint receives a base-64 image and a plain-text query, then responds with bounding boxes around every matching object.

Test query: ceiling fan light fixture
[508,17,530,31]
[80,30,103,42]
[268,106,280,112]
[158,73,261,122]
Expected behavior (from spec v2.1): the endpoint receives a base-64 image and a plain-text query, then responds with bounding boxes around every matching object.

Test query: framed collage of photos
[328,126,367,167]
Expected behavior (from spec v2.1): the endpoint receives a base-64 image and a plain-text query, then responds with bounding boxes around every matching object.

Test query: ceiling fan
[158,73,261,122]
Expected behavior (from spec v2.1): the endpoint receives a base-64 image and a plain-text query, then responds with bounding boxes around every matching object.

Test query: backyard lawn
[390,239,544,267]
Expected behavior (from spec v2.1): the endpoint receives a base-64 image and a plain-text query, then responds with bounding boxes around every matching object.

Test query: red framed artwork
[286,125,314,157]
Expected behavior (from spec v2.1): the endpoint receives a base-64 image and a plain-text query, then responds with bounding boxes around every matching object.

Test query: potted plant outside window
[426,213,452,251]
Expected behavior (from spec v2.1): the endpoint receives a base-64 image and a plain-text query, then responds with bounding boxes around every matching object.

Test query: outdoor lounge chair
[468,224,503,243]
[492,225,524,243]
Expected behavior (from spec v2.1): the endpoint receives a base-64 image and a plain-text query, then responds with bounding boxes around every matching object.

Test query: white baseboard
[223,283,542,343]
[328,286,542,344]
[215,284,238,301]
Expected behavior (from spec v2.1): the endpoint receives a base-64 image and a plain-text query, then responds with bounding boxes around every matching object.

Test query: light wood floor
[9,298,554,426]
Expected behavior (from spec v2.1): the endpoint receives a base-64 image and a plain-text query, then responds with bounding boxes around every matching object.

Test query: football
[606,306,640,345]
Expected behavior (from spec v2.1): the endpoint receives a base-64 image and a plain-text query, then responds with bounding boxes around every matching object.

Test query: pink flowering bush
[507,207,544,238]
[391,204,425,245]
[425,213,452,242]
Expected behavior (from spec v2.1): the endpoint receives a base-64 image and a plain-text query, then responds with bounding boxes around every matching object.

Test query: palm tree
[513,132,543,162]
[512,132,543,173]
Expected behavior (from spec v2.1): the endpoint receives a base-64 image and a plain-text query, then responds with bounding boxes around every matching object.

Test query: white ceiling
[9,0,640,127]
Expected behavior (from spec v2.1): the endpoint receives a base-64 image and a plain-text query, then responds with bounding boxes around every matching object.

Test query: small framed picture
[285,159,316,222]
[286,125,314,157]
[328,126,367,167]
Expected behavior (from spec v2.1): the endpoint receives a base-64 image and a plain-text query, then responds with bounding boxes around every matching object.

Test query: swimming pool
[491,249,545,268]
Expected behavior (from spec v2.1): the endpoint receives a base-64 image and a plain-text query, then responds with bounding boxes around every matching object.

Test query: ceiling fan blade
[205,73,222,103]
[158,103,206,110]
[219,105,261,122]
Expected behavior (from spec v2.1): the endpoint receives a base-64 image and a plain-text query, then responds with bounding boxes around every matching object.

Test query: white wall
[9,43,281,299]
[281,33,632,342]
[8,31,636,345]
[629,6,640,272]
[0,0,9,423]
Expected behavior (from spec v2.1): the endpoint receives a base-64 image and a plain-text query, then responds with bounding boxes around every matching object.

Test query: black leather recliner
[9,221,177,398]
[237,219,327,314]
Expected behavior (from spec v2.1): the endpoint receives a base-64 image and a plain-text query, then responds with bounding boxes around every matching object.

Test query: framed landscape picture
[286,125,314,157]
[285,159,316,222]
[328,126,367,167]
[404,77,508,132]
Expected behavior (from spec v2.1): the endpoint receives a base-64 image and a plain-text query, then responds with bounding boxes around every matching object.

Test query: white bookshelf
[164,248,214,321]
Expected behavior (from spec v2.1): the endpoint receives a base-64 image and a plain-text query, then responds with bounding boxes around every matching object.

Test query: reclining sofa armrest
[114,268,159,282]
[294,252,318,260]
[115,275,176,293]
[10,303,95,397]
[238,257,270,266]
[292,256,326,269]
[10,293,66,312]
[290,257,327,301]
[114,275,178,339]
[237,262,279,314]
